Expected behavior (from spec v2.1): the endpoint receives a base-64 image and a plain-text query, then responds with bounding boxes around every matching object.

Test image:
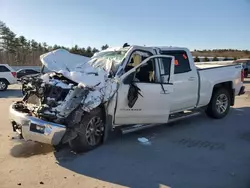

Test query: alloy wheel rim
[85,116,104,146]
[216,94,228,114]
[0,81,6,90]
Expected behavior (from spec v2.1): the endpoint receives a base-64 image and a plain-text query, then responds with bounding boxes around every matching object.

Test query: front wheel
[0,79,8,91]
[205,88,231,119]
[69,107,105,153]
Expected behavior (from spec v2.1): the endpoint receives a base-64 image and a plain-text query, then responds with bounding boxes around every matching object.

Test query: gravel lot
[0,80,250,188]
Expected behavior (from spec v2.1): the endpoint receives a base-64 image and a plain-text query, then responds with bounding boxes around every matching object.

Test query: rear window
[26,69,38,74]
[0,65,10,72]
[160,51,191,74]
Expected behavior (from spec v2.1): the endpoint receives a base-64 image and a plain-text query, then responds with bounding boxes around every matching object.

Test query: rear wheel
[205,88,231,119]
[0,79,8,91]
[69,107,105,153]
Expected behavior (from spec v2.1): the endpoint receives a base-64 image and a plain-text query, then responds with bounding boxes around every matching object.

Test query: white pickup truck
[9,45,245,152]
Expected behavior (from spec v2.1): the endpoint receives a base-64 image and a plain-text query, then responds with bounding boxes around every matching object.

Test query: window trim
[157,56,172,83]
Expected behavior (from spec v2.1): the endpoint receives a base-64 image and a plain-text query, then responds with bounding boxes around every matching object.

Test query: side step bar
[121,111,201,134]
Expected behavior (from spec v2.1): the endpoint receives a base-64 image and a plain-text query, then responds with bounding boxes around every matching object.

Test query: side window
[0,66,10,72]
[125,50,152,73]
[134,59,156,83]
[161,51,191,74]
[27,69,36,74]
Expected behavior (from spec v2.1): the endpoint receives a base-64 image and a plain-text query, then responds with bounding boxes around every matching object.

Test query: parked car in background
[16,68,40,78]
[233,59,250,78]
[0,64,17,91]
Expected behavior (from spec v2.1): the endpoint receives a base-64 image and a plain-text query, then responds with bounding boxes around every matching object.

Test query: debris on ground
[17,183,21,186]
[40,181,44,185]
[70,151,77,155]
[138,137,151,145]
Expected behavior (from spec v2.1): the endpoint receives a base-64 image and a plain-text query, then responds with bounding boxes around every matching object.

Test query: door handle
[188,77,195,81]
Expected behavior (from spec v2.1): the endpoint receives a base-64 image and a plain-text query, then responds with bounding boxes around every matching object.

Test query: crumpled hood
[39,49,118,113]
[40,49,91,72]
[40,49,110,88]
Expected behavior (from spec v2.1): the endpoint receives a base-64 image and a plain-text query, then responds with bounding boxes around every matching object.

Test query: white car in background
[0,64,17,91]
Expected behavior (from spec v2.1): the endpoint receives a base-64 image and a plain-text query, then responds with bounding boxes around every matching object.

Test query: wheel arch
[0,78,10,84]
[98,103,113,142]
[211,81,234,106]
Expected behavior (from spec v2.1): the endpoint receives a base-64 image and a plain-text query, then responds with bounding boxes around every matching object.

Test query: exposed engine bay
[14,49,119,128]
[16,70,117,126]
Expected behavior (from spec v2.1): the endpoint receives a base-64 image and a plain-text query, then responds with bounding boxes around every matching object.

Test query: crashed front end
[9,49,118,146]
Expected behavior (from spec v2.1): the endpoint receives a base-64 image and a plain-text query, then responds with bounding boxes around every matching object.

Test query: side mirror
[127,83,143,108]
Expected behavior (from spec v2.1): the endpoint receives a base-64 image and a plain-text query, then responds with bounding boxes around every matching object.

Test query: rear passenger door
[160,50,199,112]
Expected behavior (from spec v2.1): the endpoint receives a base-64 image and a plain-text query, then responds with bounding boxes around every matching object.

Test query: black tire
[205,88,231,119]
[0,79,8,91]
[69,107,105,153]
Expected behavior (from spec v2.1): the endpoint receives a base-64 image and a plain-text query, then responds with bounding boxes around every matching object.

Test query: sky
[0,0,250,50]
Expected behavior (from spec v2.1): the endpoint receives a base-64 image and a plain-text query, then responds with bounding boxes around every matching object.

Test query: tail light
[241,69,244,82]
[11,72,17,77]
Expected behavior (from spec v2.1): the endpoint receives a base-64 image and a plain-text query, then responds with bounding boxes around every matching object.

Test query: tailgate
[198,63,243,103]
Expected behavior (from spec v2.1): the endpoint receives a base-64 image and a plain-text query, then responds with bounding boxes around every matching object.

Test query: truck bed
[196,61,243,108]
[195,61,235,70]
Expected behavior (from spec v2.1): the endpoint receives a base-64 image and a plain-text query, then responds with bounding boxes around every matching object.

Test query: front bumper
[9,103,66,145]
[238,86,245,95]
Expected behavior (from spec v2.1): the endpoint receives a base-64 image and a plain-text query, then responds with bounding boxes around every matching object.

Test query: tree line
[0,20,109,66]
[1,20,250,66]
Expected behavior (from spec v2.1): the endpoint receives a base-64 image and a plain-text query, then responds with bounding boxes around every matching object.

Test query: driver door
[114,55,175,125]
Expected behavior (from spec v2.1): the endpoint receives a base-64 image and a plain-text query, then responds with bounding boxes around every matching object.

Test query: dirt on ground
[1,80,250,188]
